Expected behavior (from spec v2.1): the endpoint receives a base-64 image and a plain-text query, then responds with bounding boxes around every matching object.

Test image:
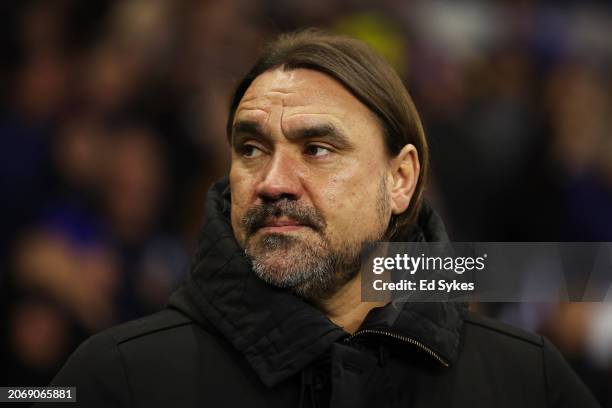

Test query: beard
[241,177,390,302]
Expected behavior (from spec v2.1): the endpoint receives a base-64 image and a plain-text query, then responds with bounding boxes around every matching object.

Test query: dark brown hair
[226,29,428,240]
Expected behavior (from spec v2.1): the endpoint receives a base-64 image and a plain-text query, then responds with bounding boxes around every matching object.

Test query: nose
[255,149,304,202]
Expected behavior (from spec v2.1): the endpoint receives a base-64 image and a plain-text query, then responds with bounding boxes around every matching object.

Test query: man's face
[229,68,392,301]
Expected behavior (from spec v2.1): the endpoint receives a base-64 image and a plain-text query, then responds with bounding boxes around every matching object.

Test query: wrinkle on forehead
[238,89,298,106]
[238,70,302,103]
[233,68,381,139]
[237,69,342,107]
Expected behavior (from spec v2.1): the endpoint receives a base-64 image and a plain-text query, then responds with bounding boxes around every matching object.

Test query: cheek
[314,160,382,229]
[230,165,255,203]
[229,168,254,241]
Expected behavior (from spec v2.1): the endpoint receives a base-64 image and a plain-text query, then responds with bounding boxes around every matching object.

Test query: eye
[239,144,264,158]
[304,144,332,157]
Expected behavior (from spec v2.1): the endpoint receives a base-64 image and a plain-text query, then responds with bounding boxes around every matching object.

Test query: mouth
[257,217,310,234]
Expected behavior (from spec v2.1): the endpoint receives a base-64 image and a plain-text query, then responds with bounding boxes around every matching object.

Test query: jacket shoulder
[459,310,600,407]
[47,309,202,407]
[462,310,542,347]
[101,308,195,345]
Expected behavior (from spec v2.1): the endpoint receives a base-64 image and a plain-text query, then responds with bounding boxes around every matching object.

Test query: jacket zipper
[344,329,450,367]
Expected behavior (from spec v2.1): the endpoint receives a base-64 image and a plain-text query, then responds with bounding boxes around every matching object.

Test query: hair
[226,29,429,240]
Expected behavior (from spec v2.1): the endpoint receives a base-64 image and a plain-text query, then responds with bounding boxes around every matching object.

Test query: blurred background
[0,0,611,404]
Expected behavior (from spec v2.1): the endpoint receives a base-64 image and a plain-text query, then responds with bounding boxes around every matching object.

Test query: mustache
[242,199,326,235]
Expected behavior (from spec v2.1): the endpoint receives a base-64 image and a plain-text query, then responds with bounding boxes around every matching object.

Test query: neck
[315,273,386,334]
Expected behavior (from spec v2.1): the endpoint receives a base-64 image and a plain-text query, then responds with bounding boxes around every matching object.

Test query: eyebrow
[232,120,264,139]
[231,119,354,150]
[231,120,267,148]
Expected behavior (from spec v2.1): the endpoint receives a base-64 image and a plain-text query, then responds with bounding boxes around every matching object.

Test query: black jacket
[44,180,600,407]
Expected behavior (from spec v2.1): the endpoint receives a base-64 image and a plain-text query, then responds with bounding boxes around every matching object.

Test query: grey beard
[246,232,378,302]
[248,234,332,298]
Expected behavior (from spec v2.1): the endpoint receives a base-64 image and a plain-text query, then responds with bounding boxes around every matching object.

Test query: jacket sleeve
[542,337,601,408]
[33,332,132,408]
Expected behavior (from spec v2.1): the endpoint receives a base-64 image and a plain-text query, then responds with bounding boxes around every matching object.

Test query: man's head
[226,30,428,302]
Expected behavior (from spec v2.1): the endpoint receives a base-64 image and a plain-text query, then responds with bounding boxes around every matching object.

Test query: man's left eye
[305,145,332,157]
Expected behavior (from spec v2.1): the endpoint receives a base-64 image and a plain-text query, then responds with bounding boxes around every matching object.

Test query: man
[46,30,599,407]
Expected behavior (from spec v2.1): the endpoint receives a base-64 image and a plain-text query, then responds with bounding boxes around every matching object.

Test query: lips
[243,200,326,236]
[258,217,308,233]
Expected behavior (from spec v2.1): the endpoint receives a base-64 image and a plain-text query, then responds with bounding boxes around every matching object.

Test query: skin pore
[229,68,419,333]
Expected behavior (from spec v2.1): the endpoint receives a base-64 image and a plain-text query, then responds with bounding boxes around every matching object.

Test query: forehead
[234,68,380,129]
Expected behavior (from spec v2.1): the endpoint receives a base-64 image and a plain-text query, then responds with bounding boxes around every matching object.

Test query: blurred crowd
[0,0,611,405]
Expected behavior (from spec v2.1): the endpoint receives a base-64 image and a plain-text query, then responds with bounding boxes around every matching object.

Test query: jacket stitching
[463,319,542,347]
[541,335,551,408]
[115,340,135,407]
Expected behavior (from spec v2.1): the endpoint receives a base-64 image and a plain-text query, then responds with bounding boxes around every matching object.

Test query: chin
[248,236,331,287]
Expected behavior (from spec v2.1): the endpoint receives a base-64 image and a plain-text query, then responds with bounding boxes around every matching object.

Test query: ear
[388,144,420,215]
